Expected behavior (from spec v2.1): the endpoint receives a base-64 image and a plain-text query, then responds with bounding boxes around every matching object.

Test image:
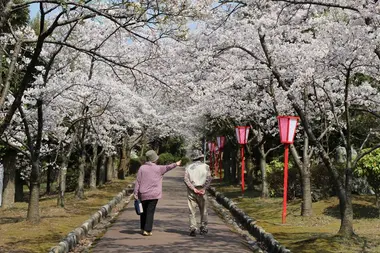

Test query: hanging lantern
[216,136,226,150]
[207,141,215,152]
[277,116,299,144]
[235,126,250,195]
[235,126,250,145]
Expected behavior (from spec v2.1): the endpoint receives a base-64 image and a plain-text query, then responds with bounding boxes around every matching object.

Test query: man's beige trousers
[187,188,208,230]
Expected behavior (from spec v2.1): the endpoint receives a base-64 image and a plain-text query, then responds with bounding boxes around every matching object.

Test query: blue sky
[29,3,39,19]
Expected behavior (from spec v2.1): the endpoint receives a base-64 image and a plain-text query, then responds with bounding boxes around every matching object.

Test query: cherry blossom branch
[0,41,22,109]
[42,40,135,70]
[66,98,112,135]
[216,45,266,65]
[272,0,360,12]
[0,136,31,158]
[359,131,372,152]
[18,105,33,153]
[350,108,380,119]
[11,0,163,43]
[318,83,347,147]
[266,144,283,156]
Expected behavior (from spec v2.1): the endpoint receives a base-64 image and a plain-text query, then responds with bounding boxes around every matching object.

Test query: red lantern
[235,126,250,195]
[216,136,226,150]
[207,141,215,152]
[277,116,299,224]
[278,116,299,144]
[235,126,249,144]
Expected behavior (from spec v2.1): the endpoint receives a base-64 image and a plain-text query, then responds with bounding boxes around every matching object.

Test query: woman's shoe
[142,231,152,236]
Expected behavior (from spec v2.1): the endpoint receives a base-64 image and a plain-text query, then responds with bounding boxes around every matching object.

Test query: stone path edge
[48,184,134,253]
[208,187,291,253]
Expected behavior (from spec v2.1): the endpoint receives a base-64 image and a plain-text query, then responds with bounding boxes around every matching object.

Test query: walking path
[91,167,252,252]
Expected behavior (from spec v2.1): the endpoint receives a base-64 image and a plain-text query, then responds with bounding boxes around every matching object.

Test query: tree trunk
[231,151,237,184]
[289,144,313,216]
[106,156,113,182]
[301,172,312,216]
[46,164,52,195]
[27,161,40,223]
[2,149,17,207]
[57,140,75,207]
[57,166,67,207]
[112,155,118,179]
[15,169,24,202]
[375,192,380,219]
[258,145,269,198]
[89,144,98,189]
[246,158,255,190]
[118,136,128,179]
[98,153,106,187]
[0,163,3,207]
[222,143,231,182]
[125,149,131,175]
[338,193,354,236]
[140,128,147,157]
[338,148,354,236]
[75,152,86,199]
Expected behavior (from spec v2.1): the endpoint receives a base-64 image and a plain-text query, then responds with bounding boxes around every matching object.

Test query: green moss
[215,184,380,253]
[0,178,134,253]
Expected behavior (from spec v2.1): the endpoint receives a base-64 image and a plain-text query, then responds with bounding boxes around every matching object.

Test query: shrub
[266,159,298,199]
[356,148,380,197]
[129,157,142,174]
[310,163,335,201]
[180,156,190,166]
[157,152,176,165]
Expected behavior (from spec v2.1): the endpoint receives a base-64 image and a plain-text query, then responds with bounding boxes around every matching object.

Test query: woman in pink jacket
[134,150,181,236]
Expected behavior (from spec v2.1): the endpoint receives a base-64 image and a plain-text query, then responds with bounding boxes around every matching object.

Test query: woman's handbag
[134,199,143,215]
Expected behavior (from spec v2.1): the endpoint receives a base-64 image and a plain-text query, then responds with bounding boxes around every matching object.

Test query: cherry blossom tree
[196,0,380,237]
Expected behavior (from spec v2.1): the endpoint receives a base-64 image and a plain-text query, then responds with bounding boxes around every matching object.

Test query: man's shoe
[200,227,208,235]
[189,229,196,237]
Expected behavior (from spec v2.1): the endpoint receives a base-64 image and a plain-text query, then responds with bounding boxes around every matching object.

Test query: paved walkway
[91,167,252,252]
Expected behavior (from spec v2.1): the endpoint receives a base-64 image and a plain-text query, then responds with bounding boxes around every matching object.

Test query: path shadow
[164,228,189,236]
[0,216,24,225]
[323,203,379,219]
[95,226,251,253]
[120,229,142,235]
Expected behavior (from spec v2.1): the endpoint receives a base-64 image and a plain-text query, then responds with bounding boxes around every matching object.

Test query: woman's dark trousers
[140,199,158,232]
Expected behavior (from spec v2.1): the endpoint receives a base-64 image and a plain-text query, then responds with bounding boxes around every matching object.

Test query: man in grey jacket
[184,150,212,236]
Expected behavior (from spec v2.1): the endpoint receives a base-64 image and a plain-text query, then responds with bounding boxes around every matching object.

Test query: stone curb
[48,184,134,253]
[208,187,291,253]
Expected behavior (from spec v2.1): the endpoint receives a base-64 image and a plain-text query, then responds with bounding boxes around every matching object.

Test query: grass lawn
[216,184,380,253]
[0,177,134,253]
